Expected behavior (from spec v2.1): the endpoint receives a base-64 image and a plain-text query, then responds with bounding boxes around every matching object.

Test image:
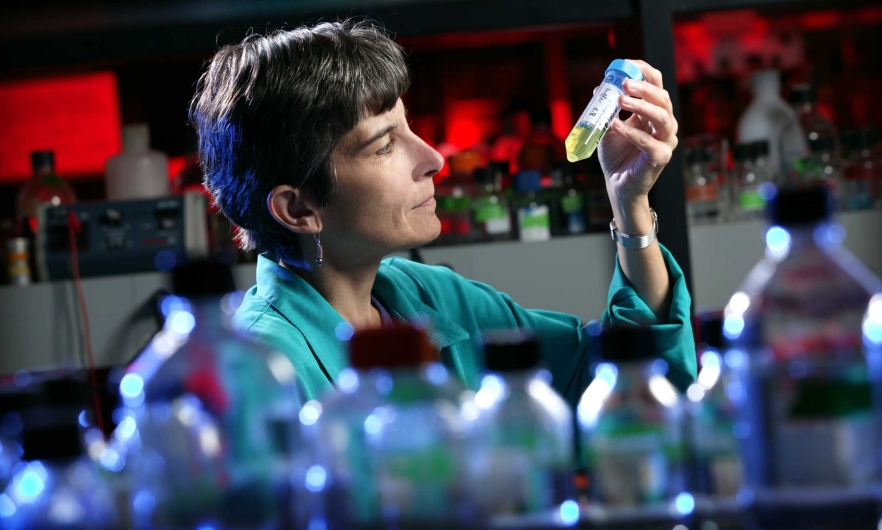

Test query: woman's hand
[598,60,678,234]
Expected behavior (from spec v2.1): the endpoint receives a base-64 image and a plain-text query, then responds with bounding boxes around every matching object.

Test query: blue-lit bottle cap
[606,59,643,81]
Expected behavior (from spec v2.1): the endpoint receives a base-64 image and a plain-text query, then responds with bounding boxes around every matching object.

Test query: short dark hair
[189,20,410,262]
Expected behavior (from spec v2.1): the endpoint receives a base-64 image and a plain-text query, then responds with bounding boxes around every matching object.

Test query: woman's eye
[377,138,395,155]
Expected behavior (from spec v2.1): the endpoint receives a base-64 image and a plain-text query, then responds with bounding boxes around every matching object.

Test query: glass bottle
[123,260,302,530]
[513,170,552,242]
[782,84,838,180]
[302,325,484,530]
[799,136,843,206]
[471,167,513,242]
[470,330,577,524]
[578,326,690,527]
[732,142,775,221]
[685,147,722,225]
[842,127,882,211]
[14,151,76,234]
[550,162,587,236]
[723,186,882,529]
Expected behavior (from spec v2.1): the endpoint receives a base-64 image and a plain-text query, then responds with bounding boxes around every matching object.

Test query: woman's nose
[418,138,445,180]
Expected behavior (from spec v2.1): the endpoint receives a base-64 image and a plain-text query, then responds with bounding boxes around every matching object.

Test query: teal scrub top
[231,244,696,406]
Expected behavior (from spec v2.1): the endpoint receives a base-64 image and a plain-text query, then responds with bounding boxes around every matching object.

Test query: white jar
[105,124,169,200]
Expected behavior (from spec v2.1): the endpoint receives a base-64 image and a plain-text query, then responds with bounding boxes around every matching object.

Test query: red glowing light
[0,72,122,182]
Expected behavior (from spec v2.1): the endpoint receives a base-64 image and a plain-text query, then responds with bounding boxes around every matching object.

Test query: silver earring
[314,233,323,268]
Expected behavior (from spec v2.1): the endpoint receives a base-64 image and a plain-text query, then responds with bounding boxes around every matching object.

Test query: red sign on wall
[0,72,122,182]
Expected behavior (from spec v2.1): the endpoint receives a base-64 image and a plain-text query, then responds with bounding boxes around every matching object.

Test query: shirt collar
[254,254,470,384]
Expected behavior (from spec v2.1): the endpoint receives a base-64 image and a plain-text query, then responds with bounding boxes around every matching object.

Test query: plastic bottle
[105,124,170,201]
[842,127,882,211]
[578,326,690,527]
[302,325,483,530]
[471,330,577,524]
[513,170,552,242]
[123,260,302,529]
[684,147,721,224]
[780,85,835,180]
[685,315,743,529]
[722,186,882,529]
[15,151,76,232]
[566,60,644,163]
[737,70,804,176]
[471,167,513,242]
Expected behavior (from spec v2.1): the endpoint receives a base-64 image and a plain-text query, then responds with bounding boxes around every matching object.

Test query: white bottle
[737,70,804,176]
[105,124,169,200]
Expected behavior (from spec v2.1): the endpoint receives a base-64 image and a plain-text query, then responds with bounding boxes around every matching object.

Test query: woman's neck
[283,254,383,331]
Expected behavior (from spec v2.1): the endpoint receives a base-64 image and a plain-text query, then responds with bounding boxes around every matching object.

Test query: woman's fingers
[610,118,673,168]
[623,78,673,114]
[625,59,664,89]
[619,93,678,142]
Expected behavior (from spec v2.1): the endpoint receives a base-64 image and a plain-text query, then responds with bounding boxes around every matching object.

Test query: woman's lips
[415,197,436,209]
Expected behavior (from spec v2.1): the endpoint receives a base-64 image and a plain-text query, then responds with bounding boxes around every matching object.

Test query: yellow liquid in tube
[565,123,607,163]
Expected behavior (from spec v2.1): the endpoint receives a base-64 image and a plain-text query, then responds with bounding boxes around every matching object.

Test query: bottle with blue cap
[513,170,552,242]
[565,59,644,163]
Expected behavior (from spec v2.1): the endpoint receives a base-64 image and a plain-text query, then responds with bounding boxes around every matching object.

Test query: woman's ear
[267,184,323,235]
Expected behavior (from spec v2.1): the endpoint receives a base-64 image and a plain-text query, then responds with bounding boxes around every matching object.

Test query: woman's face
[319,98,444,261]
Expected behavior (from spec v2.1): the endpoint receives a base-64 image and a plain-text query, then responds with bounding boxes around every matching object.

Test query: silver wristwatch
[610,208,658,249]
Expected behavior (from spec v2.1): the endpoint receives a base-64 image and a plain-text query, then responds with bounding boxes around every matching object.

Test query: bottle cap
[733,144,752,162]
[698,315,724,350]
[513,170,542,193]
[692,147,712,164]
[31,151,55,172]
[122,124,151,152]
[789,84,816,105]
[808,135,836,153]
[171,259,237,297]
[349,325,438,369]
[598,326,659,363]
[606,60,644,82]
[472,167,493,184]
[768,186,832,226]
[482,329,540,372]
[751,140,770,157]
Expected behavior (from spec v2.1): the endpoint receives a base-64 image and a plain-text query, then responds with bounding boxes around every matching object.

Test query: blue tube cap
[606,59,644,82]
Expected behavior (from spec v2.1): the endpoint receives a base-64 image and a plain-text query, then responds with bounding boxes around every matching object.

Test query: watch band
[610,208,658,249]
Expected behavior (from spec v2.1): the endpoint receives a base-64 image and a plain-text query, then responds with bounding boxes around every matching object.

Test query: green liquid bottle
[566,59,644,163]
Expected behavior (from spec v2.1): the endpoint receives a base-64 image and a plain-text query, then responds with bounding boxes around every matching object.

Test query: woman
[190,20,695,405]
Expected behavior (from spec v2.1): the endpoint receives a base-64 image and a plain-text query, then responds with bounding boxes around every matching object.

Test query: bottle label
[560,193,585,214]
[579,76,625,130]
[686,184,720,202]
[739,190,765,211]
[518,205,551,242]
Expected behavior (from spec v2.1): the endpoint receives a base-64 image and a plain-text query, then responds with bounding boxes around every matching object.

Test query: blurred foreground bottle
[1,377,118,529]
[686,315,745,529]
[15,151,76,234]
[470,330,577,525]
[723,186,882,529]
[578,326,691,527]
[303,325,483,530]
[123,260,302,529]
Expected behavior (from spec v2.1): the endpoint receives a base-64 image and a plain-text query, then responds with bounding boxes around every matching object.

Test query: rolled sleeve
[602,243,697,390]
